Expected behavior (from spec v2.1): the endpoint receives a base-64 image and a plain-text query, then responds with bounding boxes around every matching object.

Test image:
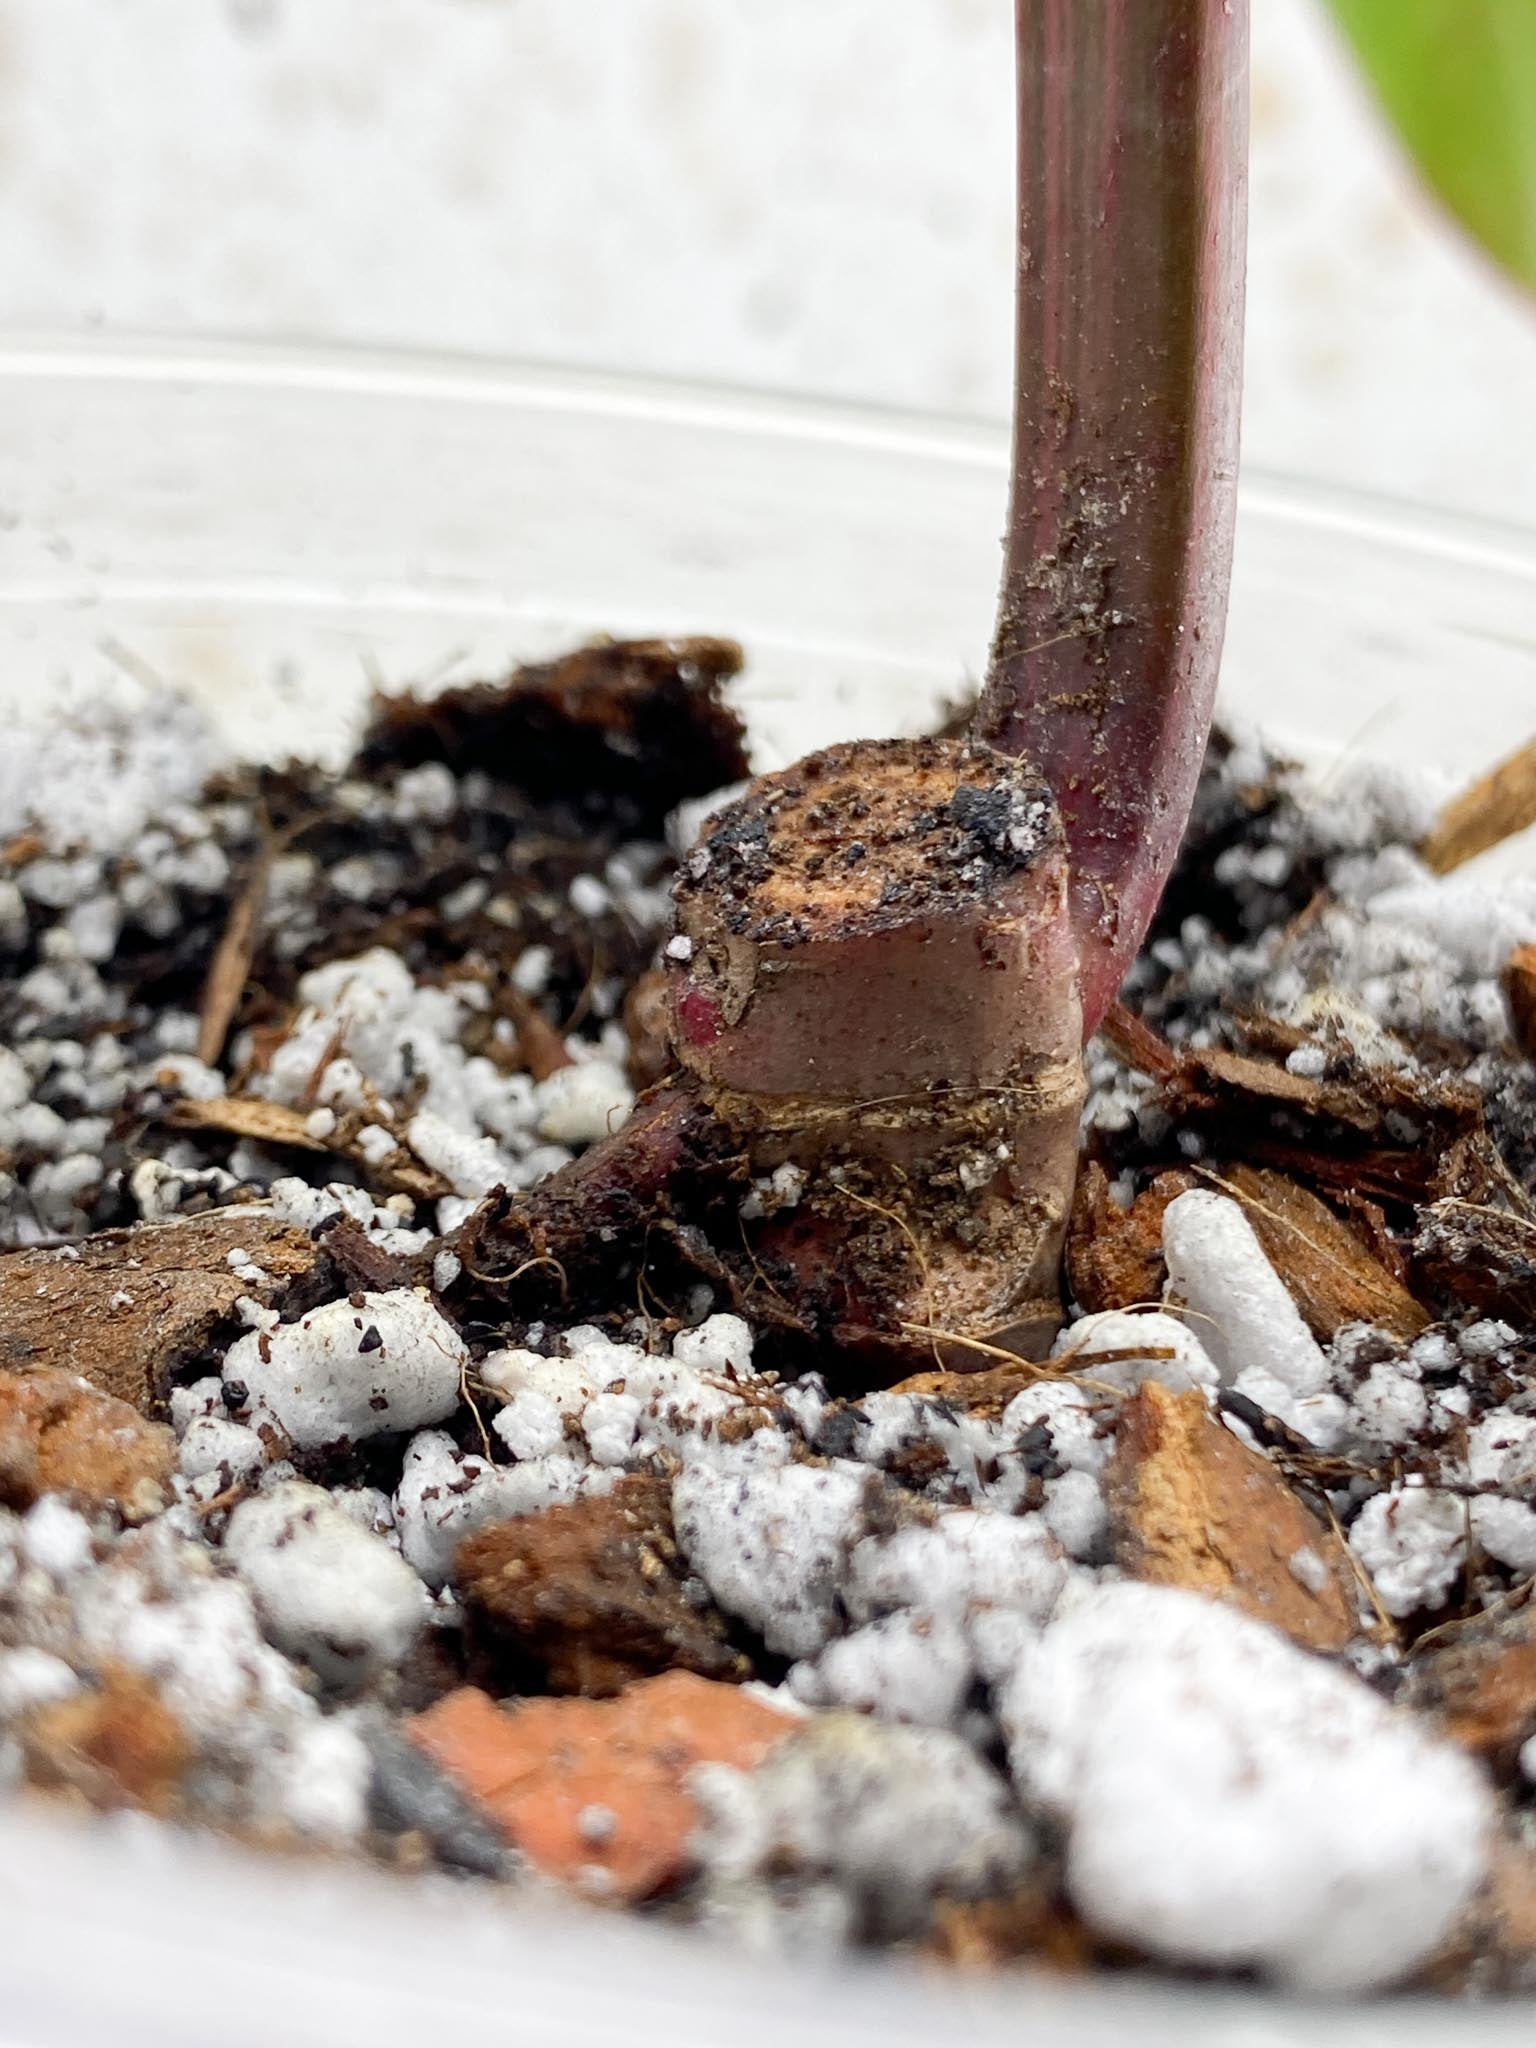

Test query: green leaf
[1322,0,1536,293]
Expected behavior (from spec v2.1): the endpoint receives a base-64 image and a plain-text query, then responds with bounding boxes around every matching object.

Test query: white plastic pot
[1,339,1535,2044]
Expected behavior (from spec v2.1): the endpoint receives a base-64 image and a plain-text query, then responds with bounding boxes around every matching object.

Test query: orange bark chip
[408,1672,795,1901]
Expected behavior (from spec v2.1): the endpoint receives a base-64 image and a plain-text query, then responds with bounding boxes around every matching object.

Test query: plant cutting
[497,0,1250,1376]
[6,0,1536,2008]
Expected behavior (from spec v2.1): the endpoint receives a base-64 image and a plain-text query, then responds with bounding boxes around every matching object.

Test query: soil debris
[1413,1200,1536,1327]
[356,636,749,831]
[5,658,1536,1995]
[453,1474,751,1696]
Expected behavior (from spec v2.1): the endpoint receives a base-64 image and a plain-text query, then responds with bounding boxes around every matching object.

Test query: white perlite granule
[695,1713,1032,1939]
[1349,1484,1467,1618]
[1001,1582,1493,1993]
[672,1455,865,1660]
[222,1289,467,1450]
[0,691,224,859]
[224,1482,429,1687]
[789,1611,974,1731]
[1052,1307,1220,1397]
[1161,1189,1350,1449]
[1163,1190,1331,1397]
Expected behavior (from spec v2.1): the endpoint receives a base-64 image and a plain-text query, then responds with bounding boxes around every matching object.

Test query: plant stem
[671,736,1085,1362]
[975,0,1249,1034]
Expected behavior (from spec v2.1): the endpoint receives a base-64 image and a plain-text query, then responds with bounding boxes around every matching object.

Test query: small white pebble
[569,875,610,917]
[1461,1320,1516,1362]
[673,1455,866,1659]
[695,1714,1031,1939]
[493,1387,566,1462]
[673,1314,754,1379]
[1288,1546,1332,1595]
[178,1416,268,1484]
[1054,1308,1219,1397]
[1284,1043,1328,1079]
[510,945,552,995]
[256,1712,372,1844]
[582,1390,642,1466]
[0,1647,82,1718]
[847,1510,1067,1631]
[354,1122,400,1165]
[1349,1364,1428,1450]
[790,1611,973,1731]
[1041,1469,1108,1561]
[170,1377,225,1434]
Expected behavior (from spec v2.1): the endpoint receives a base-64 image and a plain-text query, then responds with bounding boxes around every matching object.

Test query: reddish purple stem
[974,0,1249,1035]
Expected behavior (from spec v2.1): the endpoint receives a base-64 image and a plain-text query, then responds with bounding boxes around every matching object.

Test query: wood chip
[1,829,45,868]
[1404,1594,1536,1776]
[23,1671,191,1816]
[167,1096,327,1152]
[1105,1004,1512,1212]
[196,846,271,1067]
[454,1474,750,1695]
[1503,942,1536,1058]
[0,1368,175,1521]
[1423,1838,1536,1994]
[887,1360,1054,1408]
[0,1210,317,1413]
[166,1095,452,1202]
[927,1885,1097,1974]
[1420,735,1536,875]
[499,988,573,1083]
[1105,1381,1360,1654]
[1066,1163,1194,1315]
[1184,1043,1376,1128]
[1213,1165,1430,1340]
[1100,1001,1181,1080]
